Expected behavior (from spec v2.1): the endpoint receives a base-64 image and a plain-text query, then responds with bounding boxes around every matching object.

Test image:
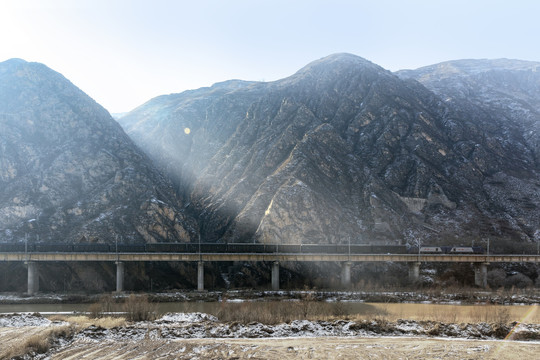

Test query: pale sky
[1,0,539,113]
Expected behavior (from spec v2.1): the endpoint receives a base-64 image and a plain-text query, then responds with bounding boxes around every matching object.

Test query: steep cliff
[0,59,195,245]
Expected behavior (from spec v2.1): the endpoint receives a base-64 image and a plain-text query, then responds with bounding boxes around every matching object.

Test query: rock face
[397,59,540,249]
[0,59,195,245]
[120,54,540,251]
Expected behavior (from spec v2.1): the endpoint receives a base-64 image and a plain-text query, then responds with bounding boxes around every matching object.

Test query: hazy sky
[1,0,539,113]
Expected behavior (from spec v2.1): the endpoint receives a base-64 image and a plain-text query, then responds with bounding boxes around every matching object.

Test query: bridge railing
[1,242,539,256]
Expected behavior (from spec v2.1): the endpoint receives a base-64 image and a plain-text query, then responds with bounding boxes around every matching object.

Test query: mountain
[396,58,539,172]
[397,59,540,247]
[0,58,195,245]
[119,53,540,252]
[1,54,538,291]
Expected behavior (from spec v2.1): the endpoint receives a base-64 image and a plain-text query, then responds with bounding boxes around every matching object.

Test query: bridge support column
[116,261,124,292]
[197,261,204,291]
[474,263,489,288]
[271,262,279,291]
[408,262,420,283]
[341,262,352,288]
[26,261,39,295]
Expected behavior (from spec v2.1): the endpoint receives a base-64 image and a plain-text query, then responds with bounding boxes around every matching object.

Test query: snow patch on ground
[0,313,52,327]
[157,312,218,323]
[0,294,63,303]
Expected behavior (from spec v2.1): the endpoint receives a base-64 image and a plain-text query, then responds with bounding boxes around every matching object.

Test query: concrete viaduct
[1,252,539,295]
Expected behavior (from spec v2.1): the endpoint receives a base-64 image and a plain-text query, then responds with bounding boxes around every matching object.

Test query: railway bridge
[1,250,539,295]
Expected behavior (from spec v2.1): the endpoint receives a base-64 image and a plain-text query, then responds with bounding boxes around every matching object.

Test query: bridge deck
[1,252,539,263]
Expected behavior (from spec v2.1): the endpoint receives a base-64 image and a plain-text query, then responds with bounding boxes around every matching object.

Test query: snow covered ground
[0,313,54,327]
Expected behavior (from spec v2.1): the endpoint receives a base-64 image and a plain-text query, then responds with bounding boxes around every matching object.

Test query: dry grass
[49,314,127,328]
[215,299,364,324]
[215,291,338,324]
[213,300,539,326]
[345,303,538,325]
[1,316,126,359]
[85,293,157,322]
[1,325,75,359]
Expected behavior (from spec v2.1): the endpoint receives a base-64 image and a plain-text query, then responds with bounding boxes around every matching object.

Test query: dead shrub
[123,294,157,321]
[487,268,506,289]
[88,302,103,319]
[505,273,533,289]
[89,293,117,318]
[494,307,510,325]
[24,334,50,354]
[295,291,324,319]
[371,304,389,321]
[372,317,390,332]
[331,301,348,317]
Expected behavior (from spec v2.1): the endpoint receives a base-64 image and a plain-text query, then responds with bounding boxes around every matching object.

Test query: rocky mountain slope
[0,59,195,245]
[397,59,540,248]
[120,54,540,251]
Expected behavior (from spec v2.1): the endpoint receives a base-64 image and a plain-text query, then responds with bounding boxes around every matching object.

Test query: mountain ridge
[120,53,539,249]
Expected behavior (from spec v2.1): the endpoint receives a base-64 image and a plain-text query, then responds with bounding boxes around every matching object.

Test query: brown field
[1,326,539,360]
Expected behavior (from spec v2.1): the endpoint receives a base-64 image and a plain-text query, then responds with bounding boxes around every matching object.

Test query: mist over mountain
[120,53,539,251]
[0,59,195,245]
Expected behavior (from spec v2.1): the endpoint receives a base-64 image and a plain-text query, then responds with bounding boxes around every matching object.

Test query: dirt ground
[51,337,540,359]
[2,326,539,360]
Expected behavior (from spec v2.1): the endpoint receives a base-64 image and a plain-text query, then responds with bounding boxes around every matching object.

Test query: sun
[184,127,191,135]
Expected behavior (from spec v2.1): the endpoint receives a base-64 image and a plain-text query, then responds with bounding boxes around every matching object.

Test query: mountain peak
[0,58,48,73]
[277,53,390,89]
[307,52,373,65]
[2,58,28,65]
[0,58,28,74]
[295,53,385,75]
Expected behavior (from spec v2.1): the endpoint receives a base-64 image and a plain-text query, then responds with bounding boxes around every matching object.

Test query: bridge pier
[26,261,39,295]
[408,262,420,283]
[341,261,352,288]
[271,262,279,291]
[116,261,124,292]
[474,263,489,288]
[197,261,204,291]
